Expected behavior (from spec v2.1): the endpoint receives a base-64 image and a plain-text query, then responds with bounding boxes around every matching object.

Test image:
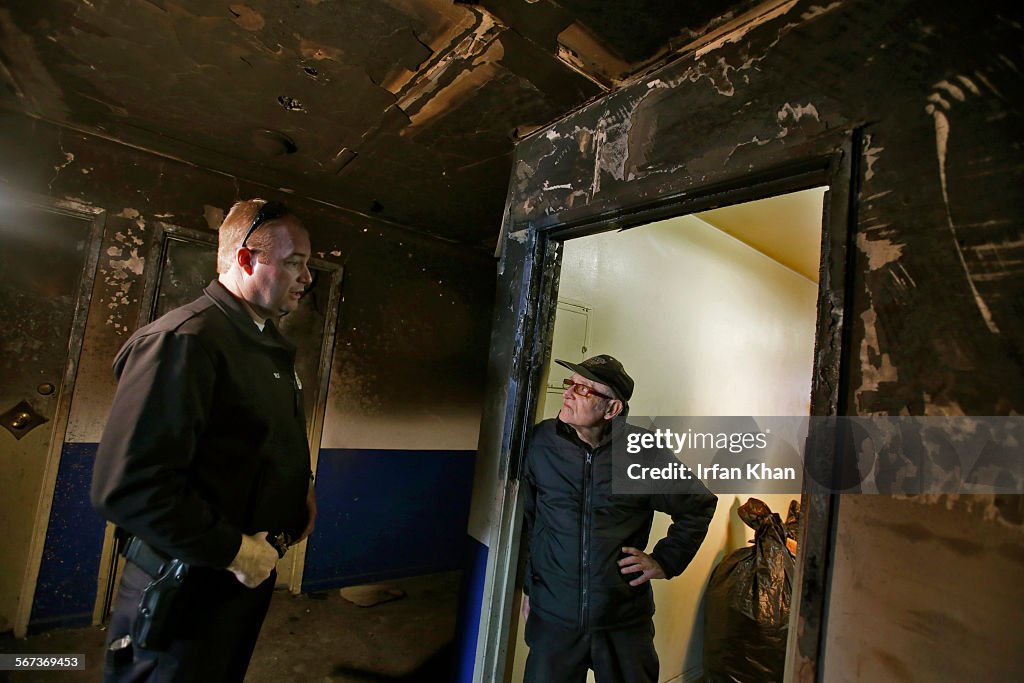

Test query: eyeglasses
[240,200,289,249]
[562,378,615,401]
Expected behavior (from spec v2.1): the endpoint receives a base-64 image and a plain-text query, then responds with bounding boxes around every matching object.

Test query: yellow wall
[514,207,818,682]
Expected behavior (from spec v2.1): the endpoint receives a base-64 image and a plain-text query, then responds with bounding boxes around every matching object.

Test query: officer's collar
[203,280,296,352]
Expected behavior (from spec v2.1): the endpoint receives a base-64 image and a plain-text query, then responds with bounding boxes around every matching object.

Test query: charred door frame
[474,134,859,683]
[93,222,343,620]
[7,194,107,638]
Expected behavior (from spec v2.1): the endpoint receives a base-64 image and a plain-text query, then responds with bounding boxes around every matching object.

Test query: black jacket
[522,417,717,630]
[91,281,311,568]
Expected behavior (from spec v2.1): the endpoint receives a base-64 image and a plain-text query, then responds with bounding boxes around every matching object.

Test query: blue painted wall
[303,448,476,591]
[30,442,107,632]
[453,536,489,683]
[34,444,485,675]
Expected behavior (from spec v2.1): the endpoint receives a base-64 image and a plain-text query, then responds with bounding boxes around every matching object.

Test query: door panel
[0,199,104,635]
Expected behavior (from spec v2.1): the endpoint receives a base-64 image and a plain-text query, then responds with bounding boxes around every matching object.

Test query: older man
[521,354,717,683]
[91,199,317,682]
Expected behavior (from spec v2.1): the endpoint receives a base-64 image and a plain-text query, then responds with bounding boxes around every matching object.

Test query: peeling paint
[203,204,225,231]
[694,0,800,59]
[857,233,904,270]
[590,122,606,196]
[228,4,264,32]
[109,248,145,276]
[933,79,966,103]
[594,115,632,185]
[101,215,148,332]
[801,1,843,20]
[925,81,1000,334]
[507,229,528,244]
[398,12,506,132]
[50,150,74,190]
[542,181,573,191]
[857,308,899,404]
[777,102,820,123]
[726,100,818,161]
[863,134,884,181]
[299,37,345,62]
[956,75,981,96]
[554,23,628,90]
[920,394,967,417]
[927,92,952,110]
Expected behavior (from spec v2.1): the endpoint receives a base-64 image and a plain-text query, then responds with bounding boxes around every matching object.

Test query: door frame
[93,222,344,620]
[7,194,107,638]
[473,135,859,683]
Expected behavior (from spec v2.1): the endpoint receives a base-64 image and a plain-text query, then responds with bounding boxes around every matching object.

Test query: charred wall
[477,0,1023,678]
[0,110,495,631]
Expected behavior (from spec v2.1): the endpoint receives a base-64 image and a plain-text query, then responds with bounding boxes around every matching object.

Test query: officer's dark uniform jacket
[91,280,311,569]
[523,416,717,631]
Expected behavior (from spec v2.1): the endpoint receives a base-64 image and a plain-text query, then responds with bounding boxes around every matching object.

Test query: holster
[123,536,189,650]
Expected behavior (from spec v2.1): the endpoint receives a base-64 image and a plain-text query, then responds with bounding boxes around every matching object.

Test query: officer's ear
[237,247,254,275]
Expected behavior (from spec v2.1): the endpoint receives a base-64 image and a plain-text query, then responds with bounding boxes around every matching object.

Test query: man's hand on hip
[227,531,279,588]
[618,546,666,586]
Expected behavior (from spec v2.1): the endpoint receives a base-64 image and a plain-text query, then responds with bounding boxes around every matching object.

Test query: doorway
[471,144,856,683]
[508,187,825,682]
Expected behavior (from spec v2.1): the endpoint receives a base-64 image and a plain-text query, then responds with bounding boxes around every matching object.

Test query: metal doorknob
[1,400,48,439]
[10,412,32,429]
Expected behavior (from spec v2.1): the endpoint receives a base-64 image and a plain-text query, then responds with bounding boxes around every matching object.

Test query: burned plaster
[693,0,800,59]
[508,0,856,222]
[482,3,1024,677]
[0,0,771,248]
[100,208,147,335]
[202,204,224,231]
[2,109,494,453]
[856,308,898,411]
[925,74,1002,334]
[856,233,903,271]
[507,0,1024,419]
[49,150,75,191]
[228,3,264,32]
[861,133,883,181]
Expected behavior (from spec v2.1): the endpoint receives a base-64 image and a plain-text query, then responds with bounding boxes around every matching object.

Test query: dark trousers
[524,613,659,683]
[103,561,274,683]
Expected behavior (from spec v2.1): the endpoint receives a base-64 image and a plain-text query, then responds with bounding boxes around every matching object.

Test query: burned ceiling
[0,0,755,249]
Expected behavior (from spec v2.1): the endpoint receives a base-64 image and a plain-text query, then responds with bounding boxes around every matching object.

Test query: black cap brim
[555,359,626,402]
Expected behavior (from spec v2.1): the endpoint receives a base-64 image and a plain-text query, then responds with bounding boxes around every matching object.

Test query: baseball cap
[555,354,634,402]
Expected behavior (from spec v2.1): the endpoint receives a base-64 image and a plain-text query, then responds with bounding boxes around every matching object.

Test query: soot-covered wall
[0,110,495,632]
[474,0,1022,679]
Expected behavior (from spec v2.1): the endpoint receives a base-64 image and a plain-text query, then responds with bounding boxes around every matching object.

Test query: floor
[0,572,461,682]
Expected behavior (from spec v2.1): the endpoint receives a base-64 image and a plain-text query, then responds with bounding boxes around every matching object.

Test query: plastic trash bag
[703,498,798,683]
